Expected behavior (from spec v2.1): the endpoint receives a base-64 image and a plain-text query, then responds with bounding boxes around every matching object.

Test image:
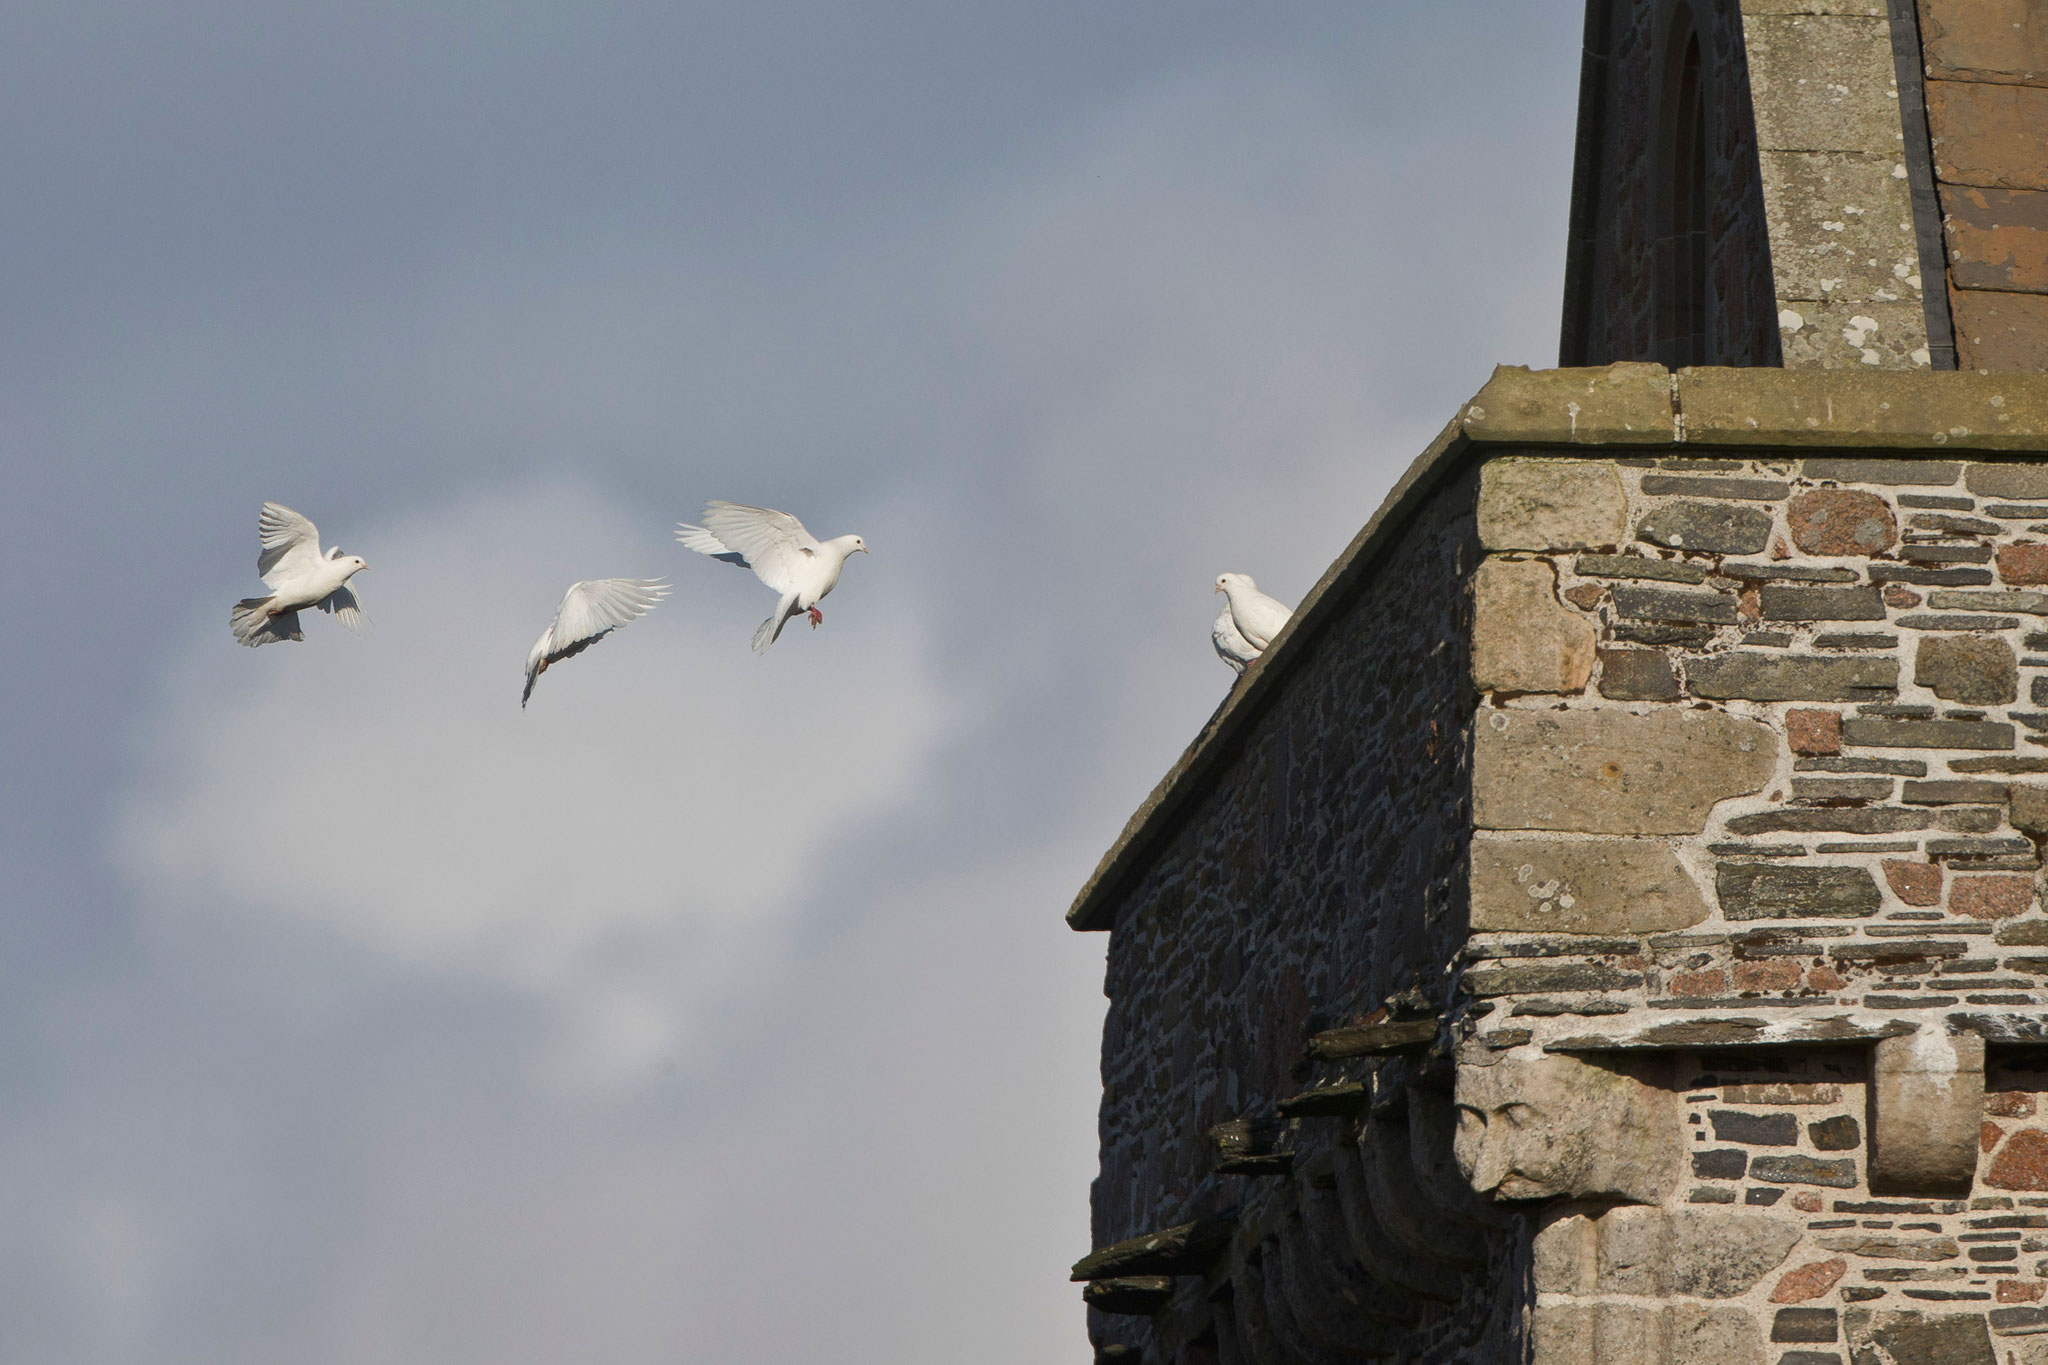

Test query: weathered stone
[1905,780,2012,805]
[1725,808,1932,835]
[1805,458,1961,485]
[1612,622,1717,646]
[1898,612,2023,630]
[1955,291,2048,372]
[1762,584,1886,620]
[1207,1118,1292,1175]
[1688,653,1897,702]
[1788,488,1898,556]
[1951,875,2038,921]
[2011,786,2048,831]
[1995,920,2048,945]
[1472,559,1596,694]
[1969,465,2048,501]
[1454,1054,1681,1204]
[1274,1081,1367,1117]
[1478,458,1629,551]
[1070,1210,1239,1280]
[1081,1276,1173,1315]
[1574,553,1708,584]
[1597,647,1680,701]
[2002,543,2048,586]
[1471,835,1708,935]
[1921,0,2048,84]
[1592,1206,1801,1298]
[1754,1155,1859,1187]
[1637,502,1774,555]
[1854,1312,1997,1365]
[1943,185,2048,296]
[1872,1031,1988,1197]
[1928,590,2048,615]
[1773,1258,1848,1305]
[1531,1303,1766,1365]
[1871,564,1998,585]
[1791,775,1893,800]
[1903,544,1998,564]
[1927,80,2048,193]
[1917,636,2021,705]
[1803,755,1928,775]
[1771,1307,1839,1343]
[1913,512,2005,536]
[1990,1304,2048,1334]
[1462,962,1643,996]
[1885,860,1946,907]
[1841,718,2015,750]
[1474,708,1778,835]
[1305,1019,1436,1060]
[1709,1110,1797,1146]
[1612,585,1739,623]
[1811,1116,1861,1150]
[1461,364,1676,445]
[1789,709,1844,755]
[1723,562,1862,582]
[1640,475,1791,501]
[1989,1132,2048,1192]
[1694,1149,1748,1179]
[1718,865,1882,920]
[1820,1235,1960,1261]
[1726,1083,1843,1106]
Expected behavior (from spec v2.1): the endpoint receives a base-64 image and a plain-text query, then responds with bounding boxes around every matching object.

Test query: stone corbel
[1869,1026,1986,1197]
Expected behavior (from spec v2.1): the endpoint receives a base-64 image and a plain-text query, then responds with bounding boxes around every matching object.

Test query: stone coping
[1066,363,2048,932]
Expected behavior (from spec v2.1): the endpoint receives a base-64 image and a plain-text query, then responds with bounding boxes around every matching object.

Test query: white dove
[1212,604,1259,676]
[1214,572,1293,651]
[675,501,867,654]
[230,502,370,647]
[523,579,670,707]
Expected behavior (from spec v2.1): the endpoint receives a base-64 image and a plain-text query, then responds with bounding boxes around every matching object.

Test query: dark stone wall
[1560,0,1781,369]
[1089,463,1514,1362]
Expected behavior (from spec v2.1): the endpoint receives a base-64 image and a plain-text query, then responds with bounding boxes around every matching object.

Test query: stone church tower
[1067,4,2048,1363]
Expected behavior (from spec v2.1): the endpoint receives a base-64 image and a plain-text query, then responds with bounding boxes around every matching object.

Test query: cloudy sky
[0,4,1580,1360]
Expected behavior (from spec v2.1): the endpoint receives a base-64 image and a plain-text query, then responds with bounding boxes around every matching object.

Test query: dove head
[1215,572,1254,596]
[827,533,868,559]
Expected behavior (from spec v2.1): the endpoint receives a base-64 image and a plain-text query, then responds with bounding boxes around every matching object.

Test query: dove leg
[807,606,823,627]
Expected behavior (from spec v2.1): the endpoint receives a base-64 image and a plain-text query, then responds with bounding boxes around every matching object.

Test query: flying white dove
[1214,572,1293,651]
[523,578,670,707]
[1212,603,1259,676]
[675,501,867,654]
[230,502,370,647]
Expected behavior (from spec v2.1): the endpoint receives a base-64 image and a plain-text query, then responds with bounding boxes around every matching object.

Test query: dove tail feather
[231,596,302,647]
[752,593,799,654]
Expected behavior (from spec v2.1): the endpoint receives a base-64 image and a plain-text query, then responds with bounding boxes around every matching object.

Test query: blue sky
[0,4,1580,1359]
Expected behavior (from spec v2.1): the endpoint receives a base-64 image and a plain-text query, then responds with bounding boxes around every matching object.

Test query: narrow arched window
[1655,18,1710,367]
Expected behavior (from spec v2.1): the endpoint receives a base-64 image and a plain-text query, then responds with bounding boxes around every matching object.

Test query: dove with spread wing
[523,579,670,707]
[676,501,866,654]
[1214,572,1293,652]
[230,502,370,647]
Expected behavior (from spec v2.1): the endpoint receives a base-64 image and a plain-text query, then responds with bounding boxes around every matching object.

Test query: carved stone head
[1454,1052,1681,1204]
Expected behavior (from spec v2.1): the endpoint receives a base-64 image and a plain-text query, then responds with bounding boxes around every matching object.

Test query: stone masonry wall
[1089,463,1507,1362]
[1467,449,2048,1364]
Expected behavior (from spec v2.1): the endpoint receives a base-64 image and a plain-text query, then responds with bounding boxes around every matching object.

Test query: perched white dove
[230,502,370,647]
[1214,572,1293,651]
[523,579,670,707]
[1212,604,1259,676]
[675,501,867,654]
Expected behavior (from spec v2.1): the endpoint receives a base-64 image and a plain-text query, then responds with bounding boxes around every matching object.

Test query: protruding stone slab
[1474,708,1779,835]
[1471,559,1595,694]
[1207,1118,1293,1176]
[1305,1019,1436,1060]
[1869,1030,1986,1197]
[1461,363,1676,445]
[1471,835,1708,934]
[1081,1277,1174,1315]
[1477,458,1629,552]
[1070,1210,1239,1280]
